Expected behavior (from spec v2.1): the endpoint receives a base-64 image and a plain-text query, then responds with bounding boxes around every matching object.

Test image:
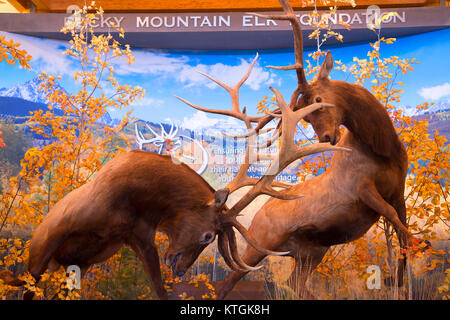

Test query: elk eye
[202,232,214,244]
[315,97,322,103]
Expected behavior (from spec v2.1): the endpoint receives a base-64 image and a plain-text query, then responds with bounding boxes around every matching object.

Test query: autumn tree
[256,4,448,300]
[0,35,32,148]
[0,3,144,299]
[0,120,32,193]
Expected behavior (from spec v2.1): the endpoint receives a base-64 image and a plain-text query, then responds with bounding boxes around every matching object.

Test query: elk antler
[225,107,291,194]
[249,0,308,107]
[176,50,350,272]
[224,89,349,219]
[175,53,265,124]
[248,0,310,141]
[175,54,291,195]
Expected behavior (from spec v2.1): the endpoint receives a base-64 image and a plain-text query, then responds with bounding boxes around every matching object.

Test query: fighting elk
[1,150,291,299]
[180,0,426,299]
[1,38,343,300]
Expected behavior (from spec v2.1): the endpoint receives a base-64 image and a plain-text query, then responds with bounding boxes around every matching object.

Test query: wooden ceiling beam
[6,0,30,12]
[30,0,49,12]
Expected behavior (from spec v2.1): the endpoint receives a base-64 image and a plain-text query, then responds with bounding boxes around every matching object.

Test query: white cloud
[131,96,165,108]
[114,50,278,91]
[176,58,278,91]
[3,32,277,92]
[1,32,74,76]
[180,110,247,135]
[113,50,189,76]
[181,111,220,131]
[418,82,450,101]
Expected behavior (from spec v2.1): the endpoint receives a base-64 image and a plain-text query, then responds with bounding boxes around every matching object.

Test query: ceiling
[4,0,436,13]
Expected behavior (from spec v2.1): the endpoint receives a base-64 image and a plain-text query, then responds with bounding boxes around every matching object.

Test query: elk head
[296,51,345,145]
[161,189,228,277]
[251,0,346,146]
[161,186,286,276]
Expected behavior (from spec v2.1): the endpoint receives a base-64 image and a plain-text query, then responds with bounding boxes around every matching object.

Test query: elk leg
[384,198,408,287]
[286,246,327,300]
[216,246,267,300]
[357,182,416,246]
[128,233,168,300]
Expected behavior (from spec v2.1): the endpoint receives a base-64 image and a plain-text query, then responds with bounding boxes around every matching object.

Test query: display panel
[0,2,448,304]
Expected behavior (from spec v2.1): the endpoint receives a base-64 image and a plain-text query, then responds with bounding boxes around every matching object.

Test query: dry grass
[261,238,449,300]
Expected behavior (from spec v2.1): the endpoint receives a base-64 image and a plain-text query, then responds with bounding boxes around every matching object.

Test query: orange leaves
[200,255,215,264]
[0,3,146,300]
[304,5,350,66]
[0,131,5,148]
[0,35,32,70]
[187,273,217,300]
[256,95,277,116]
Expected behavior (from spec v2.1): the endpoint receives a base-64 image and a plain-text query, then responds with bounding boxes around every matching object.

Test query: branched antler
[249,0,312,140]
[175,0,350,273]
[175,54,264,124]
[249,0,308,107]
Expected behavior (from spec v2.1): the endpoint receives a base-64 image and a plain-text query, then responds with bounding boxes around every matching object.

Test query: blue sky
[0,27,449,130]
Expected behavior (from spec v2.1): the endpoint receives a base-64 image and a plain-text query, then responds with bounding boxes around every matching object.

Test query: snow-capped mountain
[0,77,65,105]
[399,99,450,117]
[203,118,248,137]
[180,115,316,143]
[423,99,450,114]
[180,112,248,137]
[0,77,116,125]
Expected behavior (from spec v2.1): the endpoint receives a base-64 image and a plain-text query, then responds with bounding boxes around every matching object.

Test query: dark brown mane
[332,81,406,164]
[131,151,215,211]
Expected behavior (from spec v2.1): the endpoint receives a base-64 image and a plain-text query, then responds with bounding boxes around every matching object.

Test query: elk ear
[318,50,333,81]
[214,189,230,209]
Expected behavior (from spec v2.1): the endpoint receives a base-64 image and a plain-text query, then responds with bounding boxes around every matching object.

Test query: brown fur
[216,52,424,299]
[9,150,227,300]
[302,79,405,162]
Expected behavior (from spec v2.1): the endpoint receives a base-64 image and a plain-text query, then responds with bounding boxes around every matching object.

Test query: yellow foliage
[0,35,31,69]
[0,4,144,299]
[256,3,449,300]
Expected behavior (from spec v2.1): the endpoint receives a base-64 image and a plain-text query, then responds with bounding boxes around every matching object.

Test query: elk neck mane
[333,81,406,164]
[125,151,215,216]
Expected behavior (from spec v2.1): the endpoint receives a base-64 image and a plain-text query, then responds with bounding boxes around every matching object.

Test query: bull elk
[175,0,428,299]
[0,34,344,301]
[0,150,295,299]
[0,87,341,300]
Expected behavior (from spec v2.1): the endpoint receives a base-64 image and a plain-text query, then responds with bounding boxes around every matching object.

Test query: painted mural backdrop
[0,6,448,300]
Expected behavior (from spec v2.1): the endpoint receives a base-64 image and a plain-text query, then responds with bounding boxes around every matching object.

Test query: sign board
[0,7,449,49]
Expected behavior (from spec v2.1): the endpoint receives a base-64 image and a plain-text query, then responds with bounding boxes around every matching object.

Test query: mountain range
[0,77,66,105]
[0,77,114,125]
[0,77,448,142]
[399,99,450,116]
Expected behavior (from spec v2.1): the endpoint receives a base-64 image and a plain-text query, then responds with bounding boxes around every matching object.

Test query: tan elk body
[213,0,429,299]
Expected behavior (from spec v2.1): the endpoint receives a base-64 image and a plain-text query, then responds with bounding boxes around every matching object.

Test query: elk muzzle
[165,252,184,276]
[319,129,341,146]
